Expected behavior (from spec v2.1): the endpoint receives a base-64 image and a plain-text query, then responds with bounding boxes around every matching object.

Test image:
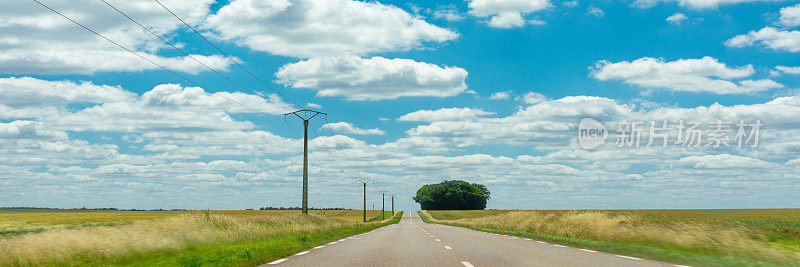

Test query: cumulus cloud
[726,27,800,52]
[0,77,135,118]
[779,3,800,28]
[518,92,547,104]
[666,13,688,24]
[591,57,783,94]
[275,56,468,101]
[678,154,774,169]
[321,122,385,135]
[431,5,466,21]
[489,91,512,100]
[775,66,800,75]
[587,6,604,17]
[205,0,458,58]
[633,0,780,9]
[0,0,232,75]
[468,0,551,28]
[398,108,495,122]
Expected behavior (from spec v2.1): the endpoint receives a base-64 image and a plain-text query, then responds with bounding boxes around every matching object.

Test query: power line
[322,116,368,178]
[99,0,295,113]
[31,0,276,117]
[153,0,300,108]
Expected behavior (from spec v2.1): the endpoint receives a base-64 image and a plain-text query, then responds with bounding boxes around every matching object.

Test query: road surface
[263,212,677,267]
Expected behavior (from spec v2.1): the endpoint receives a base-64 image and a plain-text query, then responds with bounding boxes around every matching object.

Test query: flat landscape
[423,209,800,266]
[0,208,399,266]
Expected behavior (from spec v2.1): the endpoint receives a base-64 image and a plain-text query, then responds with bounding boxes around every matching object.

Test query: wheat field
[0,209,396,266]
[423,209,800,265]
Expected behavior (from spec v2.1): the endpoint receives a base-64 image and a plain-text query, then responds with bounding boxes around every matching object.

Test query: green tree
[413,180,491,210]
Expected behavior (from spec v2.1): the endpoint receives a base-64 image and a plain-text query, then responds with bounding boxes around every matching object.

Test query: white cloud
[726,27,800,52]
[563,1,579,7]
[489,91,512,100]
[399,108,495,122]
[321,122,385,135]
[306,103,322,109]
[519,92,547,104]
[275,56,468,101]
[431,5,466,21]
[205,0,458,58]
[633,0,781,9]
[775,65,800,75]
[0,77,135,118]
[678,154,774,169]
[666,13,688,24]
[587,6,605,17]
[591,56,783,94]
[779,3,800,28]
[468,0,552,28]
[0,0,232,75]
[487,12,527,28]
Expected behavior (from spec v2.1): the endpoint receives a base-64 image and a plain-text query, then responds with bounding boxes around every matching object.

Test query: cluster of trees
[413,180,491,210]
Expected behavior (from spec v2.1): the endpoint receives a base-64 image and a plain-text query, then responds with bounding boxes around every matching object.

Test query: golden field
[0,208,398,266]
[423,209,800,265]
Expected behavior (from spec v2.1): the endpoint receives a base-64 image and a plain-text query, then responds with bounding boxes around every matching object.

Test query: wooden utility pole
[378,190,389,220]
[391,194,396,215]
[285,109,326,214]
[356,178,373,222]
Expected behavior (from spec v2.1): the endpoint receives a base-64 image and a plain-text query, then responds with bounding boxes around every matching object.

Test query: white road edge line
[552,244,568,248]
[461,261,474,267]
[535,241,547,244]
[616,255,645,260]
[294,251,309,256]
[267,258,288,265]
[313,245,325,249]
[328,242,337,245]
[579,249,597,252]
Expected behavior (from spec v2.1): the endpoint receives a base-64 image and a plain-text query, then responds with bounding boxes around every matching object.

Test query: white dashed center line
[444,246,452,249]
[267,258,288,265]
[616,255,644,260]
[461,261,475,267]
[435,239,441,242]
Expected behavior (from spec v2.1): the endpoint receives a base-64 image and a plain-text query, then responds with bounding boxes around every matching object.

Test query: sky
[1,0,800,211]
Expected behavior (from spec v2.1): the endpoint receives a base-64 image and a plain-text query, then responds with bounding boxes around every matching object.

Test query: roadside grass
[0,209,384,237]
[0,210,402,266]
[419,210,800,266]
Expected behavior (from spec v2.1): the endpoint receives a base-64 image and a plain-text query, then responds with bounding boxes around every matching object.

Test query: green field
[0,208,401,266]
[422,209,800,266]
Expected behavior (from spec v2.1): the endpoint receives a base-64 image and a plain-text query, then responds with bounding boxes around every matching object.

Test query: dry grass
[422,210,800,263]
[0,211,394,266]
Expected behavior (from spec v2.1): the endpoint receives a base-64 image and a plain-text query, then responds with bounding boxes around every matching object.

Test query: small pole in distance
[378,190,389,220]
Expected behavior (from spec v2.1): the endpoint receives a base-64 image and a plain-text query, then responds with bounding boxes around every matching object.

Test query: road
[263,212,677,267]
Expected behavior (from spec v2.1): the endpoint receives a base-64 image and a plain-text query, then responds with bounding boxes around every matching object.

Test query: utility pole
[391,194,396,215]
[356,178,373,222]
[285,109,326,214]
[378,190,389,220]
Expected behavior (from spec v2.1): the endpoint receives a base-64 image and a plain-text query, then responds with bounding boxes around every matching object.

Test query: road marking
[579,249,597,252]
[522,238,531,240]
[294,251,309,256]
[444,246,452,249]
[349,237,362,239]
[328,242,337,245]
[616,255,644,260]
[267,259,288,264]
[461,261,474,267]
[435,239,441,242]
[338,239,346,241]
[535,241,547,244]
[674,265,692,267]
[552,244,568,248]
[313,245,325,249]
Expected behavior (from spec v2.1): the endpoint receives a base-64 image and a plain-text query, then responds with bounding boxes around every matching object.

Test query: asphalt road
[263,212,678,267]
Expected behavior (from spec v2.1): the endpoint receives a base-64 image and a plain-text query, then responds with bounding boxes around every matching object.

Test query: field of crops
[423,209,800,266]
[0,208,400,266]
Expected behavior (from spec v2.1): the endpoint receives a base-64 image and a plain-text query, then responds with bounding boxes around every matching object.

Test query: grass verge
[1,211,402,266]
[418,211,796,267]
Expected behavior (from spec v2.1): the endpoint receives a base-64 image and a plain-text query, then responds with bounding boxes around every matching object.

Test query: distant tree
[413,180,491,210]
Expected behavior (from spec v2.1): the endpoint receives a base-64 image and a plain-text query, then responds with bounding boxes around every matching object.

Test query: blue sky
[2,0,800,211]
